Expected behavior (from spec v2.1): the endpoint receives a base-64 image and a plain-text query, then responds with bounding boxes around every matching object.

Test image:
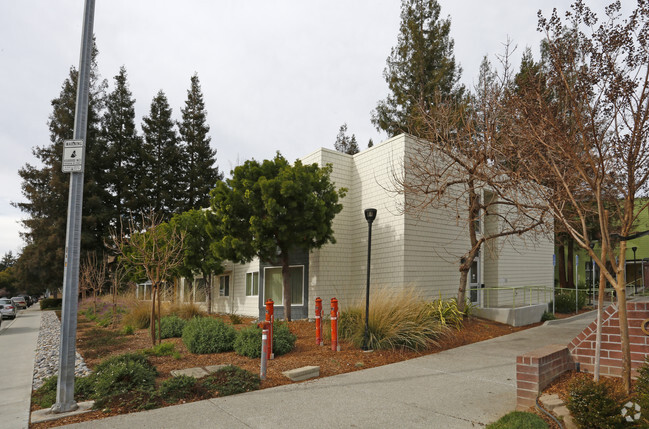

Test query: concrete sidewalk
[60,312,594,429]
[0,306,41,429]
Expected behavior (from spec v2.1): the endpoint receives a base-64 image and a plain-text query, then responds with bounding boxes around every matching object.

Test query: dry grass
[339,288,450,351]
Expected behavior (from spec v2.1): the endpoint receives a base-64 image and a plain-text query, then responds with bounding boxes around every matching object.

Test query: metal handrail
[481,285,553,309]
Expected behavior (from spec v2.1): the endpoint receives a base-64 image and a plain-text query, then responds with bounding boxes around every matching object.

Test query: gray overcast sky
[0,0,628,257]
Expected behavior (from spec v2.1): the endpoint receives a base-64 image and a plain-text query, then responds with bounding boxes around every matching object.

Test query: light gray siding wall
[302,149,356,315]
[401,136,477,301]
[209,260,260,317]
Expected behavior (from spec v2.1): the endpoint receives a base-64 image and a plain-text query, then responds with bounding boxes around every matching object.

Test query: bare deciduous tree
[79,252,108,314]
[110,211,185,346]
[394,55,552,312]
[504,0,649,393]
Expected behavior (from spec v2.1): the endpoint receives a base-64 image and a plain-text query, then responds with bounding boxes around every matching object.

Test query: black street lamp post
[633,246,638,294]
[363,208,377,351]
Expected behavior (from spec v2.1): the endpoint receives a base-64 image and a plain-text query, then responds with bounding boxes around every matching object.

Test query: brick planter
[516,344,575,410]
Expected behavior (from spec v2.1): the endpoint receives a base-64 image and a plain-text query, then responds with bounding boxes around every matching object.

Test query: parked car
[21,295,33,307]
[11,296,27,310]
[0,298,17,319]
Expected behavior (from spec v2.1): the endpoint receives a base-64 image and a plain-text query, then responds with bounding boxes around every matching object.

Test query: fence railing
[480,285,554,310]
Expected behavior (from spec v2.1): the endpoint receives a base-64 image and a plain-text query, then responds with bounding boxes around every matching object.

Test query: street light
[633,246,638,294]
[363,208,377,351]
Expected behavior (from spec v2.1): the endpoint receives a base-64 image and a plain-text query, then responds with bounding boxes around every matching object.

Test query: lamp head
[633,246,638,252]
[364,208,377,224]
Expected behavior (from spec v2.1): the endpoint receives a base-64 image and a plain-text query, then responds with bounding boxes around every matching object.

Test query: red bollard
[260,321,270,380]
[331,298,339,351]
[315,297,323,346]
[265,299,274,359]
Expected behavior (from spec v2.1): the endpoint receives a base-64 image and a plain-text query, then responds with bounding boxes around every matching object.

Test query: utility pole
[52,0,95,413]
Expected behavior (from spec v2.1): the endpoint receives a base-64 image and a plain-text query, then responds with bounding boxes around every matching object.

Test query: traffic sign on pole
[62,140,85,173]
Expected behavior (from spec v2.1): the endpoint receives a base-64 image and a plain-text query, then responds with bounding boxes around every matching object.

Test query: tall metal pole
[363,209,376,351]
[52,0,95,413]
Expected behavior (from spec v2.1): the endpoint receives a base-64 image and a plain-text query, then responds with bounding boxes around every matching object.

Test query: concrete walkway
[58,313,594,429]
[0,306,40,429]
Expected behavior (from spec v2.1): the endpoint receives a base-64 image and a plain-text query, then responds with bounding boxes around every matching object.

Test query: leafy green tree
[103,66,144,223]
[334,123,360,155]
[372,0,463,137]
[14,45,108,293]
[0,252,17,271]
[209,153,346,321]
[179,74,222,211]
[170,209,223,314]
[141,90,184,221]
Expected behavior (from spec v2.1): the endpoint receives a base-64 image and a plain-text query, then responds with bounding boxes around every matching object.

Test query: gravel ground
[32,311,92,390]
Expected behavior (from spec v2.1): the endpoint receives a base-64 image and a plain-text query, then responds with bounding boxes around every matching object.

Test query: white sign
[62,140,85,173]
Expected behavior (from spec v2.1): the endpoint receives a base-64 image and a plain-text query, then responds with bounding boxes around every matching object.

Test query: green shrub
[122,325,135,335]
[634,357,649,426]
[553,290,587,313]
[182,317,236,354]
[32,375,95,409]
[234,325,263,358]
[142,341,176,357]
[272,322,297,356]
[566,376,626,428]
[157,375,209,403]
[40,298,63,310]
[157,315,186,339]
[486,411,548,428]
[541,311,556,322]
[91,353,157,408]
[201,365,260,397]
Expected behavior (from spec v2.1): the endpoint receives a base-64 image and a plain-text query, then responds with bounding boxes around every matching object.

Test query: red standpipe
[265,299,274,359]
[315,297,323,346]
[331,298,339,351]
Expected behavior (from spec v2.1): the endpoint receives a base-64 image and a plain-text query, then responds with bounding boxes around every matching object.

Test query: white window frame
[263,265,304,306]
[219,275,230,297]
[246,271,259,296]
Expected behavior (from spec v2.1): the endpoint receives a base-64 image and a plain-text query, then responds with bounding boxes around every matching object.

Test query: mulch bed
[30,314,538,428]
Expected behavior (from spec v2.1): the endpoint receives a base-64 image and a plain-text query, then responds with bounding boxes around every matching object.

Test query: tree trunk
[150,284,157,346]
[567,242,575,289]
[457,268,469,313]
[157,287,161,345]
[206,273,212,315]
[558,244,567,289]
[594,244,608,382]
[281,253,291,321]
[617,285,631,394]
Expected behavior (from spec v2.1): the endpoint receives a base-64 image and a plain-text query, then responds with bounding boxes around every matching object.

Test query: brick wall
[516,345,575,410]
[569,301,649,378]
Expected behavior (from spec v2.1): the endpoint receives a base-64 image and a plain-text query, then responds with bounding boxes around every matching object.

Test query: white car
[0,298,17,319]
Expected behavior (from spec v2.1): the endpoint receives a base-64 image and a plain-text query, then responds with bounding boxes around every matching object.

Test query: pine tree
[372,0,463,137]
[141,90,184,221]
[178,73,222,211]
[334,123,360,155]
[14,45,108,292]
[102,66,144,223]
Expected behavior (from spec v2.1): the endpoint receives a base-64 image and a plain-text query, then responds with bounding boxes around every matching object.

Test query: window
[246,272,259,296]
[219,275,230,297]
[264,266,303,305]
